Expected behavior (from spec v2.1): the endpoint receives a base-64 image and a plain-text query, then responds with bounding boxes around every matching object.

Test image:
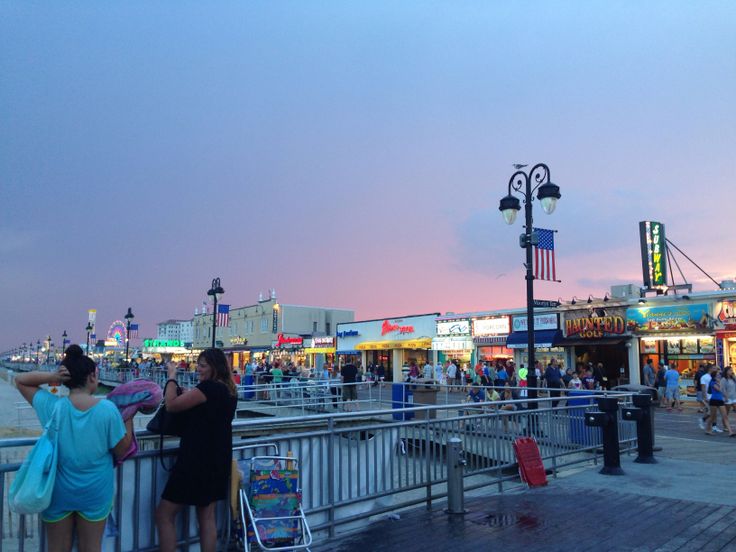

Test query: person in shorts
[341,361,359,411]
[664,365,682,411]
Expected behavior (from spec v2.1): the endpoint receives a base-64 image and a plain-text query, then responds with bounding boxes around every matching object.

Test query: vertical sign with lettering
[639,221,667,290]
[272,307,279,334]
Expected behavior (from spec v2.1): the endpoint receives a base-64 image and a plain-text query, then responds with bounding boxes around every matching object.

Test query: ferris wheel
[107,320,127,347]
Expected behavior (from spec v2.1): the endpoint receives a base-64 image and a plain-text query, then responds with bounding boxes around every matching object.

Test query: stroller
[233,445,312,551]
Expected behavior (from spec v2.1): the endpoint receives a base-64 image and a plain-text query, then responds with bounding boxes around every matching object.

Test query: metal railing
[0,391,637,551]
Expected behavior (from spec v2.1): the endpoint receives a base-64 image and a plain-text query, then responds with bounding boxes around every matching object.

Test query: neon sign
[143,339,183,348]
[639,221,667,289]
[276,333,303,347]
[381,320,415,336]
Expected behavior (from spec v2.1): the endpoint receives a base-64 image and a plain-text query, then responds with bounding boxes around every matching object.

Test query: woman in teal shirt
[15,345,134,552]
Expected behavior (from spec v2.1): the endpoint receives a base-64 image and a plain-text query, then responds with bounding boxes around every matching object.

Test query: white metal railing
[0,391,638,551]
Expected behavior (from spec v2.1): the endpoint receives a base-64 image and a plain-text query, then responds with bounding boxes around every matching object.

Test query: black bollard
[631,393,656,463]
[584,397,624,475]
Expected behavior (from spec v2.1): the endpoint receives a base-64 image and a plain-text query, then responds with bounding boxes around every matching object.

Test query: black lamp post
[46,335,53,363]
[61,330,68,360]
[499,163,561,409]
[85,322,93,354]
[207,277,225,349]
[124,307,135,363]
[36,339,41,366]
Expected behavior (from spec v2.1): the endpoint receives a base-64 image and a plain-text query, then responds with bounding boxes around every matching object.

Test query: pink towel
[107,379,164,464]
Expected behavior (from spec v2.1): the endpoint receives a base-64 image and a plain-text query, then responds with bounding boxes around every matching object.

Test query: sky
[1,1,735,352]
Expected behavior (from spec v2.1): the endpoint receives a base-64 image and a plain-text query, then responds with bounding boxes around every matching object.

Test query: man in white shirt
[434,361,444,383]
[423,361,433,380]
[446,361,457,386]
[699,364,721,432]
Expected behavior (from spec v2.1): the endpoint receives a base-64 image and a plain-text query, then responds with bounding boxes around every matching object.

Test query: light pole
[124,307,135,364]
[36,340,41,366]
[46,335,53,364]
[85,322,93,355]
[207,278,225,349]
[61,330,68,359]
[499,163,561,409]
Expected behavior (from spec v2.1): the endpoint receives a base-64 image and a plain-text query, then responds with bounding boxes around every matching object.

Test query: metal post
[211,292,218,349]
[524,177,537,408]
[446,437,466,514]
[125,319,130,363]
[632,393,656,463]
[597,397,624,475]
[86,330,90,354]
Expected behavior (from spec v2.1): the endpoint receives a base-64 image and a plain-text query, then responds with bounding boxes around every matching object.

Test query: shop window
[326,322,331,335]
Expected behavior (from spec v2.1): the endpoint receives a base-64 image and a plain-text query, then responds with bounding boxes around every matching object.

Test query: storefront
[226,336,250,372]
[271,333,307,366]
[140,339,191,363]
[304,336,336,372]
[507,313,565,369]
[561,306,630,387]
[336,314,438,381]
[433,318,473,366]
[471,316,512,364]
[715,299,736,368]
[627,303,714,394]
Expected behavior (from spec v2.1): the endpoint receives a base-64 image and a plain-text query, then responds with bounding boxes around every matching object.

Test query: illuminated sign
[436,320,471,336]
[275,333,304,347]
[312,336,335,347]
[512,314,558,332]
[472,317,510,336]
[431,337,474,351]
[381,320,415,336]
[564,308,627,339]
[639,221,667,289]
[715,301,736,330]
[272,306,279,333]
[626,304,709,333]
[337,330,359,338]
[143,339,183,348]
[230,336,248,346]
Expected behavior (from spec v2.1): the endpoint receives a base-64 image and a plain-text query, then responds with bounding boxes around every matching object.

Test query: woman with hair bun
[15,344,135,552]
[155,347,238,552]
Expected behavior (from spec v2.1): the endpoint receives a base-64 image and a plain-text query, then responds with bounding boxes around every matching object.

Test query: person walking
[699,364,723,432]
[340,361,359,411]
[664,364,683,411]
[545,361,564,407]
[643,358,656,388]
[721,366,736,415]
[156,349,238,552]
[655,364,667,407]
[15,345,135,552]
[446,361,458,387]
[704,368,734,436]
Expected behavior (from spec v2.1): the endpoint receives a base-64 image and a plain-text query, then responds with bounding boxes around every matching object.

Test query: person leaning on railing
[155,349,238,552]
[14,345,136,552]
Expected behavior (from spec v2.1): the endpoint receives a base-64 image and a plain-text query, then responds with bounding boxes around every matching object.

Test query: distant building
[157,319,193,345]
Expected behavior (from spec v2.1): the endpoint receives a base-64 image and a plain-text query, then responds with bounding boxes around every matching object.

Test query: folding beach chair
[236,452,312,551]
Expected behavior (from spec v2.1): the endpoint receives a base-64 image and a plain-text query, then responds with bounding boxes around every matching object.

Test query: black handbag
[146,380,187,470]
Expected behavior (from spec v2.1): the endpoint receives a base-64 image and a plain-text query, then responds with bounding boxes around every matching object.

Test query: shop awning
[473,336,508,346]
[356,338,433,351]
[506,330,563,349]
[560,338,627,347]
[304,347,336,354]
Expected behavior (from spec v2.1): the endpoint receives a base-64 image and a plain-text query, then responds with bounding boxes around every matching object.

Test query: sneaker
[698,419,706,430]
[713,426,724,433]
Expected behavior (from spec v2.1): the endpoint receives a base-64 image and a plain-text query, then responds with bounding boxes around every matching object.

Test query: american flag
[533,228,558,281]
[216,304,230,327]
[129,323,139,338]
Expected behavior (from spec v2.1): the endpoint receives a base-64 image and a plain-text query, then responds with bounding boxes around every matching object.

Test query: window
[260,318,268,333]
[313,321,317,332]
[326,322,330,335]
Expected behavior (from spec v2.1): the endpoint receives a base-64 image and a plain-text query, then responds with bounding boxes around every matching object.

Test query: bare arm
[14,367,69,405]
[163,361,206,413]
[112,418,135,460]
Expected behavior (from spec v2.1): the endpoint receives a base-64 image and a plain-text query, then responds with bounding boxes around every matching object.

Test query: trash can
[392,383,415,421]
[412,381,439,419]
[243,374,255,400]
[567,390,595,446]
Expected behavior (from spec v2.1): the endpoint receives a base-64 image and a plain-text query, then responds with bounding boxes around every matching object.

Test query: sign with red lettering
[381,320,415,336]
[275,333,304,347]
[564,307,627,339]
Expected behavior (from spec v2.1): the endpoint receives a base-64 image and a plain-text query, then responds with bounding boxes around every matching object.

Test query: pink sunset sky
[1,2,735,351]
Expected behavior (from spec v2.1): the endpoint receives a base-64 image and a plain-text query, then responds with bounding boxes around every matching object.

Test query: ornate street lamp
[499,163,561,410]
[124,307,135,363]
[36,340,41,366]
[85,322,93,355]
[46,335,53,364]
[61,330,68,358]
[207,278,225,349]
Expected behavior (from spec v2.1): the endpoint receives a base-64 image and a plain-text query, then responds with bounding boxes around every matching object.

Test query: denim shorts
[665,386,679,400]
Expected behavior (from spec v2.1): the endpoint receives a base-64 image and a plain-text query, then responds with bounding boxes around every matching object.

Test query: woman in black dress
[155,348,238,552]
